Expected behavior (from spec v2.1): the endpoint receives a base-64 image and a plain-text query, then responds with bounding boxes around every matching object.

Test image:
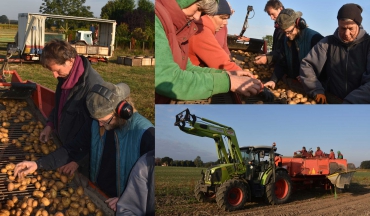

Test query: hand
[237,35,250,42]
[229,75,262,97]
[264,81,276,89]
[39,125,52,143]
[14,161,37,179]
[254,55,267,65]
[258,87,275,102]
[315,94,327,104]
[227,70,254,78]
[58,161,79,176]
[105,197,119,211]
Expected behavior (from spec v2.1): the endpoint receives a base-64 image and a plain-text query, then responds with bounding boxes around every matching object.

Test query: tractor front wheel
[194,181,216,202]
[265,170,292,205]
[216,179,249,211]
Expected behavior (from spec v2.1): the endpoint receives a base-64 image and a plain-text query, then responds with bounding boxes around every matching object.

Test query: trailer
[7,13,116,62]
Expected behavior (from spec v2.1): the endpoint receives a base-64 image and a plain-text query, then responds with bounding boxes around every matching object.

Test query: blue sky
[227,0,370,39]
[155,105,370,167]
[2,0,154,20]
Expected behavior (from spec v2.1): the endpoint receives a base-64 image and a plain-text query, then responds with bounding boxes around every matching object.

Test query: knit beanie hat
[215,0,231,15]
[337,3,363,26]
[176,0,198,9]
[276,8,302,30]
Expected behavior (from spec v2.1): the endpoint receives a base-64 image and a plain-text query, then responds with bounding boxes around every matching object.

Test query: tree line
[156,156,220,168]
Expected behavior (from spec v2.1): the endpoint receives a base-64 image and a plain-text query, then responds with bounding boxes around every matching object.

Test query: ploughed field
[155,167,370,215]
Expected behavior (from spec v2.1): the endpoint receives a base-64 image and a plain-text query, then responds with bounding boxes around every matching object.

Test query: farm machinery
[174,109,356,211]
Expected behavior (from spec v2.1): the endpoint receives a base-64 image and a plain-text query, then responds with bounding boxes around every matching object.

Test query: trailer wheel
[194,181,216,202]
[216,179,248,211]
[265,170,292,205]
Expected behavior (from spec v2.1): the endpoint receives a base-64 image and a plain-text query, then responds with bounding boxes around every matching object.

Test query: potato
[8,175,15,181]
[7,182,14,192]
[32,200,38,208]
[61,197,71,208]
[31,178,38,184]
[27,198,34,207]
[33,190,44,198]
[13,183,21,189]
[12,196,18,204]
[60,190,71,197]
[35,182,41,189]
[48,180,55,188]
[95,209,103,216]
[40,144,50,155]
[5,163,15,170]
[54,212,64,216]
[8,156,16,161]
[78,199,86,208]
[54,181,65,190]
[60,175,68,184]
[70,202,80,209]
[1,168,7,173]
[40,197,50,207]
[86,202,96,213]
[20,202,28,209]
[57,203,64,211]
[67,187,74,195]
[76,186,84,196]
[40,186,47,192]
[82,208,89,216]
[6,200,14,208]
[50,189,57,199]
[19,185,27,191]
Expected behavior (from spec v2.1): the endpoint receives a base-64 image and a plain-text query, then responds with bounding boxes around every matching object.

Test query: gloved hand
[258,87,274,102]
[315,94,327,104]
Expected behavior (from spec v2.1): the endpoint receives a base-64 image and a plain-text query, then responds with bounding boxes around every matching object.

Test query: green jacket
[155,0,230,102]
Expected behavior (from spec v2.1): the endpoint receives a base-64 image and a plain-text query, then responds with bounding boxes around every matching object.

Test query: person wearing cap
[337,151,344,159]
[264,8,323,92]
[329,149,335,159]
[38,39,104,176]
[254,0,286,66]
[155,0,263,103]
[315,146,324,158]
[300,3,370,104]
[13,82,155,213]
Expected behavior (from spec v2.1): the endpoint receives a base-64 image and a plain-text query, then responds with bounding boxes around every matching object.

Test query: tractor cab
[241,145,278,179]
[74,30,93,45]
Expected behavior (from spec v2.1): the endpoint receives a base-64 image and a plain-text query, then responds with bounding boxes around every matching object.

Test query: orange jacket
[189,16,242,71]
[329,152,335,159]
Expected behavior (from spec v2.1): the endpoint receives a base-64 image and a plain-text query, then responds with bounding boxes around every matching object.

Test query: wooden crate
[75,45,87,54]
[98,47,109,55]
[124,57,142,66]
[117,56,125,64]
[87,46,99,54]
[141,58,151,66]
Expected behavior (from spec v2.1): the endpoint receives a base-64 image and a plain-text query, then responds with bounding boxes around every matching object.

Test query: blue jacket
[90,112,153,196]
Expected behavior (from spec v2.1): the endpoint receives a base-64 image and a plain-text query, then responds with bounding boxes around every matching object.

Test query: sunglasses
[99,113,115,126]
[284,26,296,35]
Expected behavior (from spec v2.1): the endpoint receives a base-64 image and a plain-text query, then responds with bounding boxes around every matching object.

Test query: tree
[360,160,370,169]
[160,156,173,166]
[262,35,273,48]
[39,0,94,30]
[138,0,154,12]
[155,157,161,166]
[100,0,135,21]
[0,15,9,24]
[194,156,204,167]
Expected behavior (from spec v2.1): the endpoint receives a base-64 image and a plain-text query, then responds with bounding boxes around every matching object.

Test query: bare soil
[156,183,370,215]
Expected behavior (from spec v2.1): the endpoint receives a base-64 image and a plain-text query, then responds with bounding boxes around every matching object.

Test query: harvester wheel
[265,170,292,205]
[216,179,248,211]
[194,181,216,202]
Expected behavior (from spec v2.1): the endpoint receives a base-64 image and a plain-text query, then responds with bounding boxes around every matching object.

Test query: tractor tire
[194,181,216,203]
[216,179,249,211]
[265,170,292,205]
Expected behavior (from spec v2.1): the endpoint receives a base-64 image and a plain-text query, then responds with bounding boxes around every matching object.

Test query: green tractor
[175,109,292,211]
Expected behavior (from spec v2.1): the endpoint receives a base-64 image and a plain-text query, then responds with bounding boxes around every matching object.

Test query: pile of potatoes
[231,50,316,104]
[1,163,104,216]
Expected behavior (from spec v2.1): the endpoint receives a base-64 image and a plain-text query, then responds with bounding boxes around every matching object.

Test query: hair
[40,39,77,68]
[264,0,284,12]
[198,0,218,15]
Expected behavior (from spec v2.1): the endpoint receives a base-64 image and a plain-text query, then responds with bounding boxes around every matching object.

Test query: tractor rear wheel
[194,180,216,202]
[216,179,249,211]
[265,170,292,205]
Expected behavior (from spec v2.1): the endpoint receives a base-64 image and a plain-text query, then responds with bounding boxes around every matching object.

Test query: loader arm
[175,109,244,165]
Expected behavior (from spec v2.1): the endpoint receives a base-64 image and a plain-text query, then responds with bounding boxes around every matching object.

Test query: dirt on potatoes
[156,184,370,215]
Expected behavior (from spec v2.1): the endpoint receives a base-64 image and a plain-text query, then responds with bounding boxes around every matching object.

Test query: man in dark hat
[300,3,370,103]
[263,8,323,93]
